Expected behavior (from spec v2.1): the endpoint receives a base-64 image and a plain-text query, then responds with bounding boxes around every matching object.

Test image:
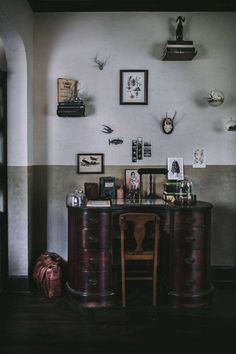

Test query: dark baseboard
[5,276,30,293]
[211,266,236,283]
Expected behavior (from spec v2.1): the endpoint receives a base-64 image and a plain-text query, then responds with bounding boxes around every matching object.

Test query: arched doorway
[0,10,30,291]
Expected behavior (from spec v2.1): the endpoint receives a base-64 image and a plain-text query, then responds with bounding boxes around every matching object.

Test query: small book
[87,200,111,207]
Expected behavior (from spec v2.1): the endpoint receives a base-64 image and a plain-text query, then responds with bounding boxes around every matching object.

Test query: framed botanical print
[120,70,148,105]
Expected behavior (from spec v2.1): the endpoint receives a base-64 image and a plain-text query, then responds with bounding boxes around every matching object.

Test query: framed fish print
[77,153,104,174]
[120,70,148,105]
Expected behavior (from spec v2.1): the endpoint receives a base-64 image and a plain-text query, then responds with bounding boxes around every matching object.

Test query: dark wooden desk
[67,199,213,308]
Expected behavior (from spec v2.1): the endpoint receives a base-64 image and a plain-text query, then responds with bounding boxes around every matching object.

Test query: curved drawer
[173,228,205,250]
[78,226,111,249]
[78,249,112,271]
[78,211,110,229]
[172,249,205,271]
[75,271,113,295]
[173,211,204,227]
[172,270,208,294]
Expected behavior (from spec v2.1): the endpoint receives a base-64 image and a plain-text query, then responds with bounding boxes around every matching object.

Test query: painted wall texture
[1,6,236,277]
[33,12,236,166]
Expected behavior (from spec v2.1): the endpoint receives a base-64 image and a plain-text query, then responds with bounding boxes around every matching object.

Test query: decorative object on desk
[57,78,85,117]
[84,182,99,200]
[206,89,224,107]
[225,117,236,131]
[93,53,108,70]
[108,137,124,145]
[162,17,197,61]
[99,176,116,199]
[193,147,206,168]
[116,185,124,199]
[120,70,148,105]
[77,153,104,174]
[174,178,196,205]
[66,188,86,206]
[138,168,168,199]
[125,169,140,200]
[162,111,176,134]
[101,125,114,134]
[167,157,184,180]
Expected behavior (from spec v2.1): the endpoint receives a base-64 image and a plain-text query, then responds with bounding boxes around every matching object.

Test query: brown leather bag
[33,252,62,299]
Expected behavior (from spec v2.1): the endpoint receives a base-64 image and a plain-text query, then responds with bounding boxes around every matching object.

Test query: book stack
[57,101,85,117]
[162,40,197,61]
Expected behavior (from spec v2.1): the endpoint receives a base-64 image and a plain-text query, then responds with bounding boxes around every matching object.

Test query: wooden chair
[119,213,160,306]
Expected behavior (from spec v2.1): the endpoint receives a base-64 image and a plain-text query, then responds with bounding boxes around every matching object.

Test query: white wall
[34,12,236,167]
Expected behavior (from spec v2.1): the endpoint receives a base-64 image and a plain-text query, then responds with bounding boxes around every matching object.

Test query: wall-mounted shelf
[162,40,197,61]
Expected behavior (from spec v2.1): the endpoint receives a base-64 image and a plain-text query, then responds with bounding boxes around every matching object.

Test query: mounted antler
[172,111,177,120]
[94,54,108,70]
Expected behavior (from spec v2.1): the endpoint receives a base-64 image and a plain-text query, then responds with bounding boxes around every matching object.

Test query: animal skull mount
[162,111,177,134]
[94,54,108,70]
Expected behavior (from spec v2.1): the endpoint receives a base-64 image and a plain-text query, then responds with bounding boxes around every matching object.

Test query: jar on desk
[66,188,86,206]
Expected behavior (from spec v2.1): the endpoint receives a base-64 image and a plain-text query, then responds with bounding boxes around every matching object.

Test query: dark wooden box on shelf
[67,200,213,308]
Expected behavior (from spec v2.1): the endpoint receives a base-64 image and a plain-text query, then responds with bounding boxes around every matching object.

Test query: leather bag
[33,252,62,298]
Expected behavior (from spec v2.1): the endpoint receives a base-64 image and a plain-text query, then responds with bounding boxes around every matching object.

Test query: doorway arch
[0,10,30,288]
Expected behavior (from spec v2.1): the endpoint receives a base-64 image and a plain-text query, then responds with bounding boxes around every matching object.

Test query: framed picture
[167,157,184,180]
[125,169,141,192]
[120,70,148,105]
[193,147,206,168]
[77,153,104,174]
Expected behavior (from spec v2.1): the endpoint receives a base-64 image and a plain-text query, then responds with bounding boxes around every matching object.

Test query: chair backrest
[119,213,160,255]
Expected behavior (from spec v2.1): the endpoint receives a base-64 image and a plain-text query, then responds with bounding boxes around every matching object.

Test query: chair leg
[153,266,157,306]
[121,229,126,307]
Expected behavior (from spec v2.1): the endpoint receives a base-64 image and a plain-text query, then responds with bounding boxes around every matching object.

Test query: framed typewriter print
[77,153,104,174]
[120,70,148,105]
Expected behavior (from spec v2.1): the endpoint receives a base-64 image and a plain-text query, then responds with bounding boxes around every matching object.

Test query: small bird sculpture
[101,125,114,134]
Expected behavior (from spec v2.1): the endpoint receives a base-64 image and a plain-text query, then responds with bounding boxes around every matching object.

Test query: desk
[67,200,213,308]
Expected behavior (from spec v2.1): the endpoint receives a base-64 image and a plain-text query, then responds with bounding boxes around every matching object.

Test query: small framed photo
[77,153,104,174]
[193,147,206,168]
[167,157,184,180]
[120,70,148,105]
[125,169,141,191]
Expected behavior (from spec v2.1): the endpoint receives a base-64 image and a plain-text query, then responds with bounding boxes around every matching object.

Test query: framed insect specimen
[120,70,148,104]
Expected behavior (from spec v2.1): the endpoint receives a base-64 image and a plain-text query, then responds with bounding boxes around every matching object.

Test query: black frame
[120,70,148,105]
[77,153,104,174]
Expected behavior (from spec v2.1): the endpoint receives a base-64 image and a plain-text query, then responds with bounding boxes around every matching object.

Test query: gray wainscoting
[30,165,236,267]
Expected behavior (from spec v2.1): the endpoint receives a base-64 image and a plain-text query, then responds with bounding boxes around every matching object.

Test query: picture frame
[193,147,206,168]
[77,153,104,174]
[120,70,148,105]
[167,157,184,180]
[125,169,141,192]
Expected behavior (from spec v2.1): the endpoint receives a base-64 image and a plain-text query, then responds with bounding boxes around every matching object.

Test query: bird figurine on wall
[101,125,114,134]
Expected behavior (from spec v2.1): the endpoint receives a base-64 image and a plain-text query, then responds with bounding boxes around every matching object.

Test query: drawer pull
[88,278,98,286]
[185,217,196,224]
[88,235,99,243]
[186,280,195,287]
[185,257,195,264]
[88,217,99,224]
[184,236,196,243]
[89,256,99,265]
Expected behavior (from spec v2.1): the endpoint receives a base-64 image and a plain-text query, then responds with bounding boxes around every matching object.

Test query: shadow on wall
[211,204,236,266]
